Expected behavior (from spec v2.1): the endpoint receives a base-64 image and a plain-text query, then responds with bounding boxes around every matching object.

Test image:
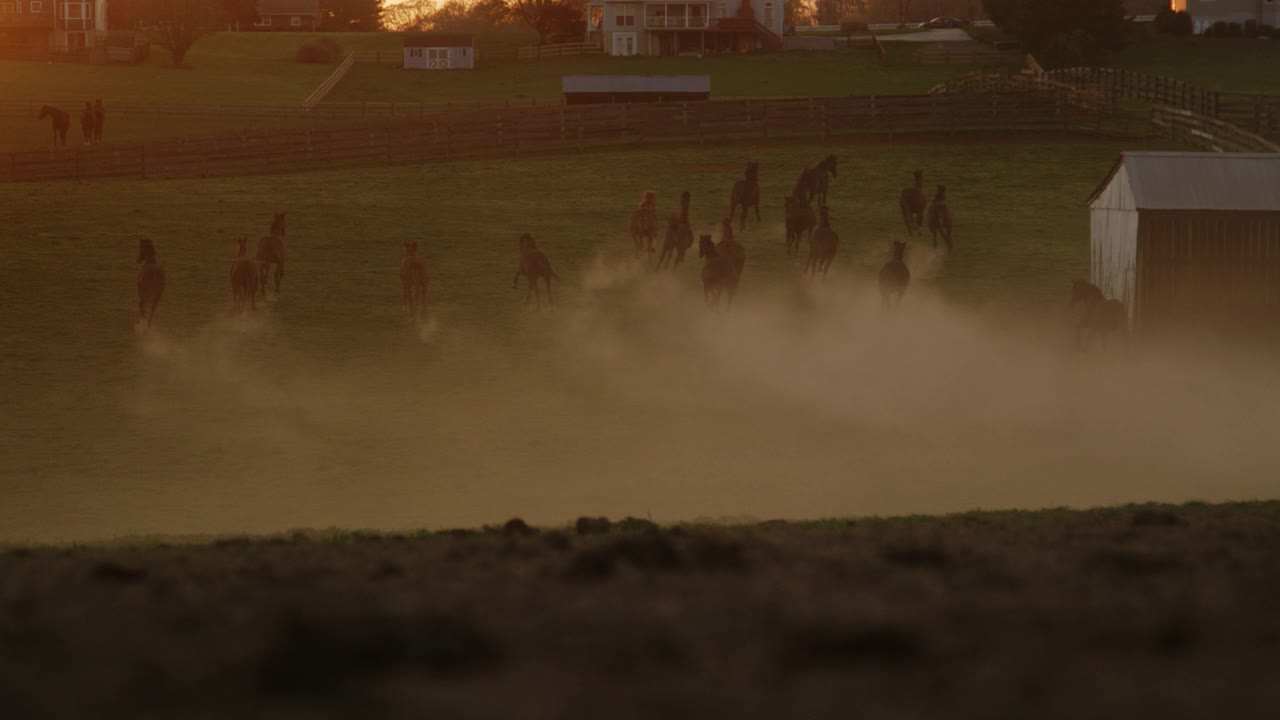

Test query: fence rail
[0,92,1145,184]
[915,46,1025,65]
[517,42,604,61]
[303,51,359,109]
[1151,105,1280,153]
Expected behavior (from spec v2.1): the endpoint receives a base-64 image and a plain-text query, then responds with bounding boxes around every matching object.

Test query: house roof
[257,0,320,15]
[403,33,474,48]
[562,75,711,94]
[1088,151,1280,211]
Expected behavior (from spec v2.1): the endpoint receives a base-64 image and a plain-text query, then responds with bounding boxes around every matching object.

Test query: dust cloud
[4,258,1280,544]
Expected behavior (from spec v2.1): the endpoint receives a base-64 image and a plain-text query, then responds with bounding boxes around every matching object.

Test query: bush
[1260,23,1275,38]
[296,38,341,63]
[840,16,868,33]
[1244,19,1258,38]
[1227,22,1243,37]
[1153,8,1192,36]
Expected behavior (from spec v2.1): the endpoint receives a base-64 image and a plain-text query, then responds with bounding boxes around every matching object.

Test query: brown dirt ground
[3,501,1280,719]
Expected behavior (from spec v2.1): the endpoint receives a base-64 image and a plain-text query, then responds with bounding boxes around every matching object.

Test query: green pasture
[1107,35,1280,94]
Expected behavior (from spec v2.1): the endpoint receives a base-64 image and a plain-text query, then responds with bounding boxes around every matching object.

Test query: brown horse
[513,233,559,308]
[38,105,69,147]
[1071,280,1128,350]
[629,190,659,261]
[136,239,165,328]
[400,241,429,318]
[255,212,287,299]
[699,234,739,309]
[80,102,94,145]
[717,218,746,278]
[729,161,761,230]
[230,235,258,314]
[93,98,105,144]
[806,205,839,278]
[878,241,910,309]
[793,155,838,206]
[927,185,953,251]
[784,195,816,257]
[899,170,926,235]
[658,190,694,269]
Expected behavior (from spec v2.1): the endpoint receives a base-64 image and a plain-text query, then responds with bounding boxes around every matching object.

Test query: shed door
[428,48,448,69]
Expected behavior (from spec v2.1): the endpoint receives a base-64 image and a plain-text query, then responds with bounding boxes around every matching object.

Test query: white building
[403,33,475,70]
[584,0,785,56]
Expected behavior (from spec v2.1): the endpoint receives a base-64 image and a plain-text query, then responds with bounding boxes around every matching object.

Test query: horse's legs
[274,263,283,294]
[543,276,554,306]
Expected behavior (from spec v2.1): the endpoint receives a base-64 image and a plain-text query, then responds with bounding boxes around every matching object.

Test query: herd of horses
[39,100,105,147]
[132,154,1127,349]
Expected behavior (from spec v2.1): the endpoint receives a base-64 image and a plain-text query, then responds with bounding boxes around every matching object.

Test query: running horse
[899,170,926,236]
[400,241,429,318]
[793,155,838,206]
[926,184,953,251]
[1070,280,1128,350]
[878,241,910,310]
[729,162,761,230]
[38,105,70,147]
[136,239,166,329]
[255,212,287,299]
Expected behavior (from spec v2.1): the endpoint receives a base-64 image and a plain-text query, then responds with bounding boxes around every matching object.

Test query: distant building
[227,0,321,32]
[0,0,109,56]
[403,33,474,70]
[1171,0,1280,34]
[584,0,784,56]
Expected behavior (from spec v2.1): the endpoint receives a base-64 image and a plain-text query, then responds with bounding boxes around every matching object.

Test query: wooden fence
[915,46,1025,65]
[930,70,1112,113]
[303,51,359,109]
[1150,105,1280,153]
[0,92,1146,184]
[517,42,604,61]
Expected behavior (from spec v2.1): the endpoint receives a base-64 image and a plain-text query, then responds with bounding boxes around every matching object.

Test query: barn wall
[1091,164,1135,211]
[1137,211,1280,332]
[449,46,474,69]
[1089,164,1139,321]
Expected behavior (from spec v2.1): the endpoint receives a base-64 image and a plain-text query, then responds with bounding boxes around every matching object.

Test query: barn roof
[403,33,474,48]
[562,75,711,94]
[1089,152,1280,211]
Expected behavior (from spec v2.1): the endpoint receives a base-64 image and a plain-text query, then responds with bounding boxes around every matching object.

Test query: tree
[983,0,1127,66]
[219,0,259,26]
[383,0,512,32]
[509,0,582,44]
[321,0,384,30]
[109,0,222,66]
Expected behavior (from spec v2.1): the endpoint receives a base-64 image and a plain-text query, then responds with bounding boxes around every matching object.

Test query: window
[615,5,635,26]
[689,3,706,26]
[30,0,42,10]
[718,2,727,17]
[291,15,301,26]
[588,6,603,29]
[409,48,422,57]
[254,15,272,26]
[0,2,18,13]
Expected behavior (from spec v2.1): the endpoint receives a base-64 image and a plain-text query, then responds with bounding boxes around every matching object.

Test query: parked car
[921,16,971,29]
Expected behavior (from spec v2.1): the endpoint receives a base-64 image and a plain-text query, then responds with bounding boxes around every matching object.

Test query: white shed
[1088,151,1280,332]
[403,33,475,70]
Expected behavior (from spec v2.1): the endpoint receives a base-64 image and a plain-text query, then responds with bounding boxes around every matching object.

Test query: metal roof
[562,75,711,94]
[403,33,474,48]
[1089,151,1280,211]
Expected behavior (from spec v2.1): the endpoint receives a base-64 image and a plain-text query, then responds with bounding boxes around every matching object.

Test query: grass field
[8,135,1280,548]
[1107,35,1280,94]
[3,501,1280,717]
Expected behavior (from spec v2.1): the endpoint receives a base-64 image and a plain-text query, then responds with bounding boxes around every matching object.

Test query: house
[562,75,710,103]
[403,33,474,70]
[0,0,108,57]
[584,0,785,56]
[1171,0,1280,34]
[240,0,321,31]
[1088,151,1280,333]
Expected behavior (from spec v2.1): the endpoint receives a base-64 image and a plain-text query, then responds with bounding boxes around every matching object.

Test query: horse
[793,154,838,206]
[899,170,926,235]
[629,191,659,261]
[136,239,165,329]
[230,235,259,314]
[729,161,761,230]
[806,205,839,278]
[657,190,694,269]
[400,241,429,318]
[878,241,910,309]
[255,212,287,299]
[512,233,559,308]
[926,185,953,251]
[1070,280,1128,350]
[80,102,94,145]
[717,218,746,278]
[38,105,69,147]
[92,99,105,144]
[699,234,739,309]
[784,195,816,257]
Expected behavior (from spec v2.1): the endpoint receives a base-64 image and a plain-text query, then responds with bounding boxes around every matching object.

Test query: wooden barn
[1088,151,1280,334]
[403,33,474,70]
[562,75,711,105]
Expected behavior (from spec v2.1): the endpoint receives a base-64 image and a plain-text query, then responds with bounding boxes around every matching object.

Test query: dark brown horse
[899,170,926,235]
[784,194,816,257]
[729,161,761,230]
[136,239,165,328]
[255,212,287,299]
[513,233,559,308]
[38,105,69,147]
[793,155,838,206]
[658,190,694,269]
[230,235,258,313]
[400,241,429,318]
[717,218,746,278]
[629,190,659,261]
[80,102,94,145]
[699,234,739,309]
[927,185,953,251]
[879,241,910,309]
[1071,280,1128,350]
[806,205,839,278]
